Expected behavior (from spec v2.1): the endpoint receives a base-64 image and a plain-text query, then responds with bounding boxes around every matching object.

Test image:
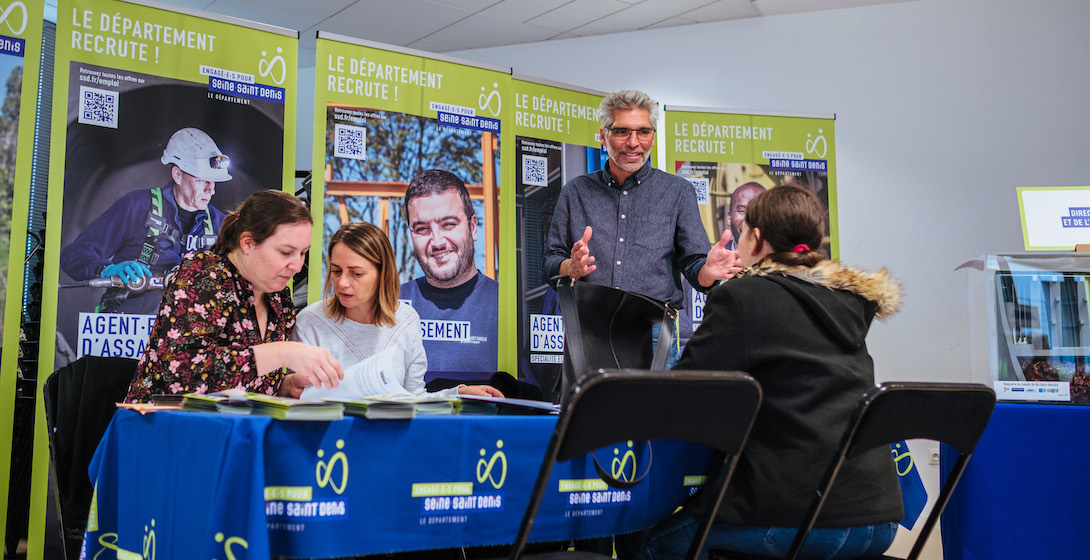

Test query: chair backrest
[555,279,676,402]
[43,355,138,559]
[510,369,763,560]
[785,382,996,560]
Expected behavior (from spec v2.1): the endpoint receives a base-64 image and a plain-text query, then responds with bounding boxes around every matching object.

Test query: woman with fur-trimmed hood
[640,185,904,560]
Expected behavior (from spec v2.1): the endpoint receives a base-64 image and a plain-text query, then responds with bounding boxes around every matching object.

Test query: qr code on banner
[688,178,710,205]
[522,154,548,187]
[334,124,367,160]
[78,86,119,129]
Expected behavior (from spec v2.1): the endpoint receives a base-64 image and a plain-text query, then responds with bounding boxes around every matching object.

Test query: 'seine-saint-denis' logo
[316,439,349,494]
[477,439,507,489]
[612,441,638,482]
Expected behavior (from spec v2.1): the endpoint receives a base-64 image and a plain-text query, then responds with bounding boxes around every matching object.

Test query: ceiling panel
[567,0,719,36]
[644,16,705,30]
[204,0,333,30]
[526,0,629,33]
[310,0,475,46]
[48,0,918,66]
[424,0,505,12]
[479,0,572,23]
[680,0,762,23]
[210,0,354,12]
[753,0,908,16]
[426,13,558,49]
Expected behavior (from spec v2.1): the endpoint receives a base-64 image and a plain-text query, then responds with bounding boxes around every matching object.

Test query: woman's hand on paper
[458,384,504,398]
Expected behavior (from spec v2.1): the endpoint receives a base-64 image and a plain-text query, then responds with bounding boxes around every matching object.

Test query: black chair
[711,382,996,560]
[507,368,763,560]
[554,278,677,402]
[43,355,139,560]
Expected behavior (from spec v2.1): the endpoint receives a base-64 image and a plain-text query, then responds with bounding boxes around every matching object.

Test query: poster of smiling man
[313,33,508,385]
[45,0,298,372]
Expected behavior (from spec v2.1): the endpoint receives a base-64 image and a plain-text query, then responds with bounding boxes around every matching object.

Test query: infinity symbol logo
[94,520,153,560]
[478,82,501,117]
[891,442,914,476]
[141,519,156,560]
[214,532,248,560]
[258,46,286,85]
[477,439,507,488]
[0,2,27,35]
[805,128,827,158]
[316,439,349,494]
[611,441,637,482]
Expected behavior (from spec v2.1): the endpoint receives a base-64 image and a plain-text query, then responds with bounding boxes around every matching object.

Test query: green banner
[47,0,297,371]
[664,106,838,333]
[0,0,44,551]
[508,75,604,401]
[312,33,510,383]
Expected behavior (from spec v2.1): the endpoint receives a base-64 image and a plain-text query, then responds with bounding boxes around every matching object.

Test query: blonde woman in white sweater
[291,222,502,400]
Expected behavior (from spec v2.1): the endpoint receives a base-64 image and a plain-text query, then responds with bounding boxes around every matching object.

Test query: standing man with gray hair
[543,89,741,315]
[542,87,743,558]
[62,127,233,314]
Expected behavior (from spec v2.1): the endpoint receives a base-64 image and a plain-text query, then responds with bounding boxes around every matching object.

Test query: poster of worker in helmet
[61,126,234,315]
[54,61,286,368]
[47,0,297,370]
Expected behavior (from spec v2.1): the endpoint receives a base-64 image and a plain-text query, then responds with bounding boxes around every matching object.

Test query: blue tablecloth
[941,402,1090,560]
[83,409,716,559]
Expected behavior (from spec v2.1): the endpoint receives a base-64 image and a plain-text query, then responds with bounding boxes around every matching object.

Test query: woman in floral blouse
[126,190,344,402]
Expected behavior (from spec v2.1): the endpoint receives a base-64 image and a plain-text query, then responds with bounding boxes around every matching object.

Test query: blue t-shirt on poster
[400,270,498,381]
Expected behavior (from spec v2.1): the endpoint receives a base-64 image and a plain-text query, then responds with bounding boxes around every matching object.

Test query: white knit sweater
[290,301,458,399]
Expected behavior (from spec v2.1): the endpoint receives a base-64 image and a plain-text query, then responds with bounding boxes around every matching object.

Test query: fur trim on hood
[741,259,902,321]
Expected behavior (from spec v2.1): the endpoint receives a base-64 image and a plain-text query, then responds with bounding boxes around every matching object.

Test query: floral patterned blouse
[126,249,297,403]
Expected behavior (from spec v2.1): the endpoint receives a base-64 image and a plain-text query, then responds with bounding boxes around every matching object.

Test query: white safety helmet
[160,128,232,182]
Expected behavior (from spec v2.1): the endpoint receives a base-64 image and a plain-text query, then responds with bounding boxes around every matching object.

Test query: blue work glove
[100,261,152,284]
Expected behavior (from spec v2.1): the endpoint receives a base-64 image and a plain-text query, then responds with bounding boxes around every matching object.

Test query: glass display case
[965,253,1090,403]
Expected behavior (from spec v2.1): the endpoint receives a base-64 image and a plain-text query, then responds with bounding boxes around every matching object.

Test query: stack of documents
[457,395,560,415]
[327,393,456,419]
[246,394,345,421]
[180,392,226,413]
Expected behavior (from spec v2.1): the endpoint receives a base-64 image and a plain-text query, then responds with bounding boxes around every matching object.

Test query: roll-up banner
[663,106,838,336]
[312,32,511,385]
[0,0,44,549]
[508,75,604,402]
[48,0,298,375]
[31,0,297,554]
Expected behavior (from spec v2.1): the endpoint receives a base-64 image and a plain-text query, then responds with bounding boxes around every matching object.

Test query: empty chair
[554,279,676,401]
[43,355,139,560]
[508,368,763,560]
[711,382,995,560]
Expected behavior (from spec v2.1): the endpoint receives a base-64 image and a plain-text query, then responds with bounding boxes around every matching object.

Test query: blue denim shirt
[543,162,711,306]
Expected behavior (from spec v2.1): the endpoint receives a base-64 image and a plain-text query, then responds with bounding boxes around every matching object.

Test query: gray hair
[598,89,660,129]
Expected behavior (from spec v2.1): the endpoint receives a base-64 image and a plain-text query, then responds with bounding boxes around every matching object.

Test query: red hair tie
[792,244,810,253]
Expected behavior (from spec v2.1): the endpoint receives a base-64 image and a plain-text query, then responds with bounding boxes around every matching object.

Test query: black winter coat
[680,259,904,528]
